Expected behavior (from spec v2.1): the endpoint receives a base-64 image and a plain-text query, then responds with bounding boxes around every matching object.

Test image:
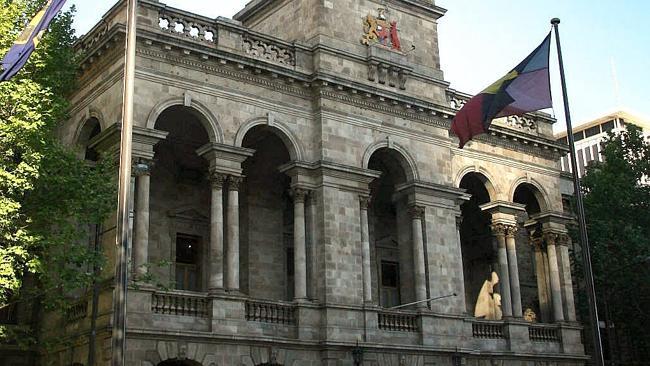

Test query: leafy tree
[0,0,115,344]
[578,125,650,363]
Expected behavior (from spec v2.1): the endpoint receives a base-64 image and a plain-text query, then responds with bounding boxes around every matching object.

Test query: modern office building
[555,110,650,178]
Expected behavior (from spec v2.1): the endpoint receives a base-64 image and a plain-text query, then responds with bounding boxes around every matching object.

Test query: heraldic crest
[361,8,402,51]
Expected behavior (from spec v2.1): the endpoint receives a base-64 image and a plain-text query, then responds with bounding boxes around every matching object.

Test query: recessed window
[380,261,400,307]
[602,120,615,133]
[573,131,584,141]
[585,126,600,138]
[175,234,200,291]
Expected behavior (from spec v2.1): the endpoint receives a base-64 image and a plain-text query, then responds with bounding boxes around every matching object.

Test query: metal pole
[389,293,456,310]
[551,18,604,366]
[111,0,137,364]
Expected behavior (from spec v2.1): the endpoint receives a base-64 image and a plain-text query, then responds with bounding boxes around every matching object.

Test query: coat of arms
[361,8,401,51]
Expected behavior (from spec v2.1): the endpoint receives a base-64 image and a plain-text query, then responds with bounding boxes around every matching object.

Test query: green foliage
[0,0,115,345]
[578,125,650,361]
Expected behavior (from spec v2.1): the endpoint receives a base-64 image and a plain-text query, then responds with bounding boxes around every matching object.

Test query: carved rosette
[209,172,227,189]
[292,188,309,204]
[228,176,244,191]
[407,205,425,220]
[359,196,371,210]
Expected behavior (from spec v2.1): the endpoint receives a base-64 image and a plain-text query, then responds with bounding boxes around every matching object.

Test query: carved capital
[407,205,425,220]
[292,188,309,203]
[132,159,153,176]
[529,235,545,251]
[359,195,371,210]
[209,171,228,189]
[505,225,518,238]
[491,223,507,237]
[543,231,560,246]
[557,233,571,247]
[228,175,244,191]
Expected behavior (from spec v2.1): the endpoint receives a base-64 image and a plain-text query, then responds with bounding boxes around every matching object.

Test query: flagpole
[112,0,137,364]
[551,18,605,366]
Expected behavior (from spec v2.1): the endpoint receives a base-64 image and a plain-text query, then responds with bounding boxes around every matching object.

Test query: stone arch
[234,115,303,161]
[142,342,214,366]
[72,107,106,145]
[455,166,498,201]
[509,177,549,213]
[146,97,224,143]
[362,139,419,181]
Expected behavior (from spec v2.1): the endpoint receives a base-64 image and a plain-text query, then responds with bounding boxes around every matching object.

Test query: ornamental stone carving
[291,188,309,203]
[209,171,228,188]
[132,159,153,176]
[407,205,425,220]
[505,115,538,133]
[359,196,371,210]
[243,36,295,66]
[228,176,244,191]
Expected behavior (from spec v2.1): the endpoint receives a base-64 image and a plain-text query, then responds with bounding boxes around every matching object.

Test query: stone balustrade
[529,324,561,342]
[157,10,216,45]
[245,299,296,325]
[242,34,296,66]
[471,320,506,339]
[151,292,209,318]
[378,310,419,332]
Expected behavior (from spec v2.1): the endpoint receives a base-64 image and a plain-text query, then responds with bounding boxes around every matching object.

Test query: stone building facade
[26,0,587,365]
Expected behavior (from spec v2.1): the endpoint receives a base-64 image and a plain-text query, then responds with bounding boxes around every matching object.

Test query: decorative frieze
[504,115,537,133]
[243,35,295,66]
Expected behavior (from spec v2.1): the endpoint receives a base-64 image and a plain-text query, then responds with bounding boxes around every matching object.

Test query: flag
[451,32,552,148]
[0,0,67,82]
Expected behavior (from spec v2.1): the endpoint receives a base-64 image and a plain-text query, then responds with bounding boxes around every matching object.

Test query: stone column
[491,224,512,317]
[505,225,523,318]
[531,236,552,323]
[293,188,309,301]
[208,172,227,293]
[226,176,243,292]
[133,160,151,279]
[408,205,427,308]
[544,232,565,322]
[359,196,372,304]
[558,234,577,321]
[455,216,468,313]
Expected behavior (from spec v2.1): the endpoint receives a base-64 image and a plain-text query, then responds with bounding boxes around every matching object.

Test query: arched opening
[368,148,414,307]
[158,359,202,366]
[76,117,101,161]
[459,173,496,315]
[241,125,293,301]
[513,183,550,323]
[152,105,211,292]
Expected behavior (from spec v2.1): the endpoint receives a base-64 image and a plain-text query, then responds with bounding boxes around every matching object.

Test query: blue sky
[65,0,650,132]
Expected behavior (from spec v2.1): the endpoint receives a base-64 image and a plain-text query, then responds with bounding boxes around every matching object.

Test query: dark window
[175,234,200,291]
[619,118,626,128]
[556,136,568,144]
[585,146,593,163]
[585,126,600,138]
[602,120,615,133]
[380,261,400,307]
[573,131,584,141]
[592,145,600,162]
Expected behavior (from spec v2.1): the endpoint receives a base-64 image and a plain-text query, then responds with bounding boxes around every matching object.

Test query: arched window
[240,125,293,301]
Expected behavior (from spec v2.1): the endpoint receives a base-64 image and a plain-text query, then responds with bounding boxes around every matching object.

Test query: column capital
[359,195,371,210]
[209,171,228,189]
[132,158,153,176]
[543,231,561,246]
[228,175,244,191]
[491,222,517,238]
[529,235,546,251]
[407,205,425,220]
[292,188,309,203]
[557,233,571,247]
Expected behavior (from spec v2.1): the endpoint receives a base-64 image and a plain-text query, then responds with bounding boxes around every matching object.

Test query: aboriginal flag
[451,32,552,148]
[0,0,67,82]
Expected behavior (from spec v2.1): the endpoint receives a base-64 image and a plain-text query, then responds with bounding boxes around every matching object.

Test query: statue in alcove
[474,271,503,320]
